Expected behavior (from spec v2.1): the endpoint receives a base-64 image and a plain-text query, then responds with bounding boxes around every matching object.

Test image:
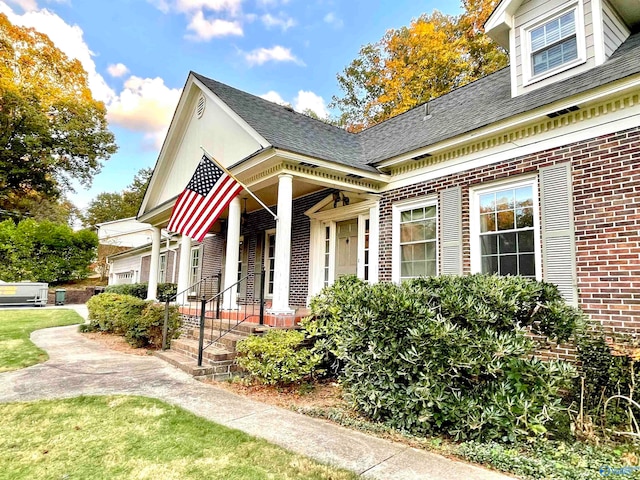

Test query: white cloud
[294,90,328,119]
[0,4,116,103]
[107,63,130,78]
[244,45,303,66]
[323,12,343,29]
[259,90,287,105]
[261,13,295,31]
[256,0,290,8]
[107,76,182,150]
[186,10,242,40]
[150,0,242,15]
[5,0,38,11]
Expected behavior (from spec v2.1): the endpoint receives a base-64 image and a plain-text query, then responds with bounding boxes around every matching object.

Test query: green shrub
[157,283,177,302]
[236,329,323,385]
[303,274,581,442]
[86,292,181,348]
[86,293,146,334]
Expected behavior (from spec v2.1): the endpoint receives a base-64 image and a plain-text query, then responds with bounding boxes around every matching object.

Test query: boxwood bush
[303,274,583,442]
[86,292,181,348]
[236,329,323,385]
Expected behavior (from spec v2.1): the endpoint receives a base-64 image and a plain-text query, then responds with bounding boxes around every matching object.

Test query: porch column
[223,196,241,310]
[176,235,191,304]
[269,174,294,314]
[146,227,161,300]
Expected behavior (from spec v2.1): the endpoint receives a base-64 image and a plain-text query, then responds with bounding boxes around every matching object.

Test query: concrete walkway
[0,306,515,480]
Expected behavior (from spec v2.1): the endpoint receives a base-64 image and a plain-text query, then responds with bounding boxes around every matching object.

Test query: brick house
[138,0,640,336]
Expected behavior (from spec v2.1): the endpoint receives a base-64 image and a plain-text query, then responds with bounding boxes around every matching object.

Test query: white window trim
[158,253,167,283]
[520,1,586,87]
[188,246,201,294]
[469,175,542,279]
[391,196,438,283]
[264,229,276,299]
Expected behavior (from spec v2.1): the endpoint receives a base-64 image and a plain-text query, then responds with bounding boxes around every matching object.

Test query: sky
[0,0,462,212]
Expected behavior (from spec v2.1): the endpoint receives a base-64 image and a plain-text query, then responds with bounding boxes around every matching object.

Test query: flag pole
[200,146,278,221]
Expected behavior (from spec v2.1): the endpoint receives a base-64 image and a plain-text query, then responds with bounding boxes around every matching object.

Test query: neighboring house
[106,233,181,286]
[138,0,640,345]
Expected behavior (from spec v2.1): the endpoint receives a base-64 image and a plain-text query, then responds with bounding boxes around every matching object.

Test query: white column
[369,203,380,283]
[223,196,241,310]
[146,227,161,300]
[176,235,192,304]
[269,174,294,314]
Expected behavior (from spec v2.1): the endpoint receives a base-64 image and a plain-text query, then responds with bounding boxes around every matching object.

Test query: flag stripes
[167,155,243,242]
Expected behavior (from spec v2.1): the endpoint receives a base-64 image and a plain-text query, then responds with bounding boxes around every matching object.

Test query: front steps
[154,316,270,381]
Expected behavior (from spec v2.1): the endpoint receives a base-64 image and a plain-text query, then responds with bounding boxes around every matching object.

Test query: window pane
[519,254,536,277]
[424,205,436,219]
[516,207,534,228]
[496,191,513,211]
[401,262,413,277]
[481,235,497,255]
[497,210,515,230]
[479,193,495,213]
[515,187,533,207]
[413,243,426,261]
[401,210,412,222]
[425,260,437,277]
[482,256,498,274]
[399,205,437,280]
[500,255,518,275]
[400,224,412,243]
[401,244,413,262]
[413,261,426,277]
[518,230,535,253]
[498,232,517,254]
[412,208,425,221]
[480,213,496,233]
[425,241,436,260]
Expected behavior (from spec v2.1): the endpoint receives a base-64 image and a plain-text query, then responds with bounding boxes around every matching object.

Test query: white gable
[139,74,268,221]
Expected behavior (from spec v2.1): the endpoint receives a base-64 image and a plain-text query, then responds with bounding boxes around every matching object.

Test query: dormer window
[531,12,577,75]
[521,3,586,86]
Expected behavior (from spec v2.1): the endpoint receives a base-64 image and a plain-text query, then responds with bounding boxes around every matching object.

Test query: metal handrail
[196,269,265,366]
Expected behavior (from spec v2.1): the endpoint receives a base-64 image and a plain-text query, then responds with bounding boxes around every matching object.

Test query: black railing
[197,268,266,366]
[161,273,222,350]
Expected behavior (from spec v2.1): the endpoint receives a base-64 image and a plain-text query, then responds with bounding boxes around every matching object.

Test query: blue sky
[0,0,462,212]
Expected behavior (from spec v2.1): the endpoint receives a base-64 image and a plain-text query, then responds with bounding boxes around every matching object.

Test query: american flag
[167,154,243,241]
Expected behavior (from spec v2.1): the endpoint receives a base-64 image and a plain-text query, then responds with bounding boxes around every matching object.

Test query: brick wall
[379,126,640,337]
[237,189,327,307]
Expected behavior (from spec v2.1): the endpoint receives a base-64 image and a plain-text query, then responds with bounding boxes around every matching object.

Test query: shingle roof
[194,30,640,170]
[192,73,373,171]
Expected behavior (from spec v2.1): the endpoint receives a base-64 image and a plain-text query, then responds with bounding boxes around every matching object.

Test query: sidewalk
[0,307,515,480]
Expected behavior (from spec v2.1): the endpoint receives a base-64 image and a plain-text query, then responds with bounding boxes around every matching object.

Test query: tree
[0,219,98,283]
[0,14,117,221]
[330,1,508,132]
[82,167,152,226]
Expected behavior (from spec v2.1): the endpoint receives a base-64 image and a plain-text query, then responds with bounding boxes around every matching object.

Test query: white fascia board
[376,74,640,170]
[385,108,640,192]
[275,150,389,183]
[484,0,518,48]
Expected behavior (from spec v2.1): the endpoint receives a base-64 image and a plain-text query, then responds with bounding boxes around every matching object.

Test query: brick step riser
[182,330,244,349]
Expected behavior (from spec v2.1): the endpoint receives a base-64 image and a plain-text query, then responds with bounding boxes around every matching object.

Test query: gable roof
[194,30,640,170]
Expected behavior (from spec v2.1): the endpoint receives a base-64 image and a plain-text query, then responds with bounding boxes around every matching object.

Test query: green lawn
[0,308,83,372]
[0,396,357,480]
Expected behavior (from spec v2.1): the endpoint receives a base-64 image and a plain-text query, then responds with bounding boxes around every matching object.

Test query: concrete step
[181,328,255,350]
[154,350,236,381]
[171,337,236,362]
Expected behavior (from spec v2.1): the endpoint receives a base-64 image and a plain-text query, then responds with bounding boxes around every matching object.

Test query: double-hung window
[393,199,438,282]
[158,253,167,283]
[522,5,584,83]
[473,179,540,278]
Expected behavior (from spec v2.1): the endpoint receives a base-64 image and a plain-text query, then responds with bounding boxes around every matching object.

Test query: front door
[335,219,358,277]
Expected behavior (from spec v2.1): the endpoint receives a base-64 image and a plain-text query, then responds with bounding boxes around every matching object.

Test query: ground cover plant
[0,308,83,371]
[0,395,358,480]
[85,292,180,348]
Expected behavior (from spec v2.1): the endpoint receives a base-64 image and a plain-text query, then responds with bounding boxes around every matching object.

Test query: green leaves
[304,274,580,442]
[236,330,323,385]
[0,218,97,283]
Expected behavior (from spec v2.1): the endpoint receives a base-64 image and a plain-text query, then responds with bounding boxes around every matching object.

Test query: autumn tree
[0,13,117,220]
[330,0,508,131]
[82,167,152,227]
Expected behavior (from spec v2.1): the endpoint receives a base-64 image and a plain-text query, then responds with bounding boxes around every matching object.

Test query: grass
[0,308,83,372]
[0,395,358,480]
